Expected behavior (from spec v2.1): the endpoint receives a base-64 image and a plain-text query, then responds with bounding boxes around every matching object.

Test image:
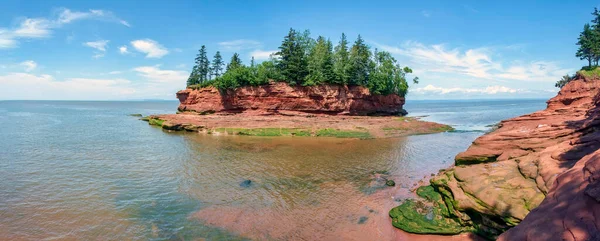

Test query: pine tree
[306,36,335,85]
[577,23,595,68]
[211,51,224,78]
[333,33,350,85]
[194,46,210,83]
[187,65,199,86]
[226,53,243,71]
[348,35,372,86]
[276,28,308,85]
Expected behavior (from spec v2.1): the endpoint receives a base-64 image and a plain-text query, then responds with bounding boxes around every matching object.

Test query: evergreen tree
[333,33,350,85]
[186,65,199,86]
[296,29,315,56]
[194,45,210,83]
[306,36,335,85]
[211,51,224,78]
[348,35,372,86]
[226,53,243,71]
[577,23,595,68]
[276,28,308,85]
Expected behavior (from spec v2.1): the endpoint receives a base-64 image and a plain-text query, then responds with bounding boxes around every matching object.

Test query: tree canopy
[186,28,418,97]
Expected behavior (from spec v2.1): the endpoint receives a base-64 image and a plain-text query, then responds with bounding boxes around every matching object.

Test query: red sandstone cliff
[176,82,406,116]
[401,74,600,240]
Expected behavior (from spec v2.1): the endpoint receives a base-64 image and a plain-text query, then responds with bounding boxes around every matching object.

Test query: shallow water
[0,99,546,240]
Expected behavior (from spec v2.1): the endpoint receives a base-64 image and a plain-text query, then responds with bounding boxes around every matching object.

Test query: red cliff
[391,73,600,240]
[176,82,406,116]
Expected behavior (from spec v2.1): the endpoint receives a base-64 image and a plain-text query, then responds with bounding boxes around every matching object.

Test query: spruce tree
[348,35,372,86]
[226,53,243,71]
[306,36,335,85]
[211,51,224,78]
[577,23,595,68]
[276,28,308,85]
[194,45,210,83]
[333,33,350,85]
[187,65,199,86]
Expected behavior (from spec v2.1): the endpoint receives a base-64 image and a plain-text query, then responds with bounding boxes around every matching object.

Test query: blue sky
[0,0,596,100]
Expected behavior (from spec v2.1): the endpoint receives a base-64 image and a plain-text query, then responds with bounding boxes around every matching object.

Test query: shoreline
[141,112,454,139]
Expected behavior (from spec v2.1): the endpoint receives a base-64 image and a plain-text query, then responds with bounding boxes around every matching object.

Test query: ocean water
[0,99,547,240]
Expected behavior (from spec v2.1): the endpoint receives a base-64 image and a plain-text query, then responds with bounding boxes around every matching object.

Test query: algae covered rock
[389,185,473,234]
[386,180,396,186]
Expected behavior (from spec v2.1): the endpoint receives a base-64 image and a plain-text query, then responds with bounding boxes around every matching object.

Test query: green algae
[389,186,474,235]
[148,118,165,127]
[315,128,372,139]
[215,128,311,137]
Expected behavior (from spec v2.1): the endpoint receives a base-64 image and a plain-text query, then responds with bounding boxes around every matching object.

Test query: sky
[0,0,597,100]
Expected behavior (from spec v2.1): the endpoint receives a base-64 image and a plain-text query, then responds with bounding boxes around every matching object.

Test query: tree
[348,35,372,86]
[187,65,199,86]
[211,51,224,78]
[306,36,335,85]
[555,75,573,88]
[226,53,243,71]
[296,29,315,56]
[333,33,350,85]
[577,23,595,68]
[276,28,308,85]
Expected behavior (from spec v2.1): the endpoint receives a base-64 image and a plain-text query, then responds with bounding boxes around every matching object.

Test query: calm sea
[0,99,546,240]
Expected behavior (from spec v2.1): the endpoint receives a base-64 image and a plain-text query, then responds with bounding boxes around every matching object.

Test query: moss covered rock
[389,185,474,234]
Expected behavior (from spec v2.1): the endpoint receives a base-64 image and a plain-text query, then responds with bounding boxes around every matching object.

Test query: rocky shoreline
[143,82,453,138]
[391,75,600,240]
[142,113,453,139]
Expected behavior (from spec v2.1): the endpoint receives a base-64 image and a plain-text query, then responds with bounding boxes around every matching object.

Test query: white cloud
[57,8,130,27]
[19,60,37,72]
[0,72,135,100]
[131,39,169,58]
[413,84,520,95]
[0,66,188,100]
[218,39,261,51]
[421,11,431,17]
[375,41,571,82]
[119,45,128,54]
[250,49,277,60]
[84,40,109,52]
[13,18,52,38]
[0,8,129,49]
[133,66,188,83]
[108,71,122,75]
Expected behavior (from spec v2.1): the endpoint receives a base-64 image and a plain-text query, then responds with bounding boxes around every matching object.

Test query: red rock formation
[176,82,405,116]
[496,76,600,240]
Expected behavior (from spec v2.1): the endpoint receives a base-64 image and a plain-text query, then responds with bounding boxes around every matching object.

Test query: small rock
[240,179,252,188]
[129,113,143,117]
[358,216,368,224]
[386,180,396,186]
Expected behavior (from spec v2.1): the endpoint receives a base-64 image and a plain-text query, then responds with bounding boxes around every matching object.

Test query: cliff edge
[176,82,406,116]
[390,74,600,240]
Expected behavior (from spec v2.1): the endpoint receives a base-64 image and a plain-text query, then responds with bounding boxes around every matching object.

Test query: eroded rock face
[392,75,600,240]
[176,82,405,116]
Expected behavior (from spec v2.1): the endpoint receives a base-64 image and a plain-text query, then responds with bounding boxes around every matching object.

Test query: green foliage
[577,66,600,80]
[276,28,309,85]
[348,35,372,86]
[305,36,335,86]
[256,60,283,84]
[226,53,243,72]
[215,128,311,137]
[215,66,255,90]
[315,128,372,139]
[211,51,224,78]
[333,33,350,85]
[555,74,574,88]
[184,29,417,96]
